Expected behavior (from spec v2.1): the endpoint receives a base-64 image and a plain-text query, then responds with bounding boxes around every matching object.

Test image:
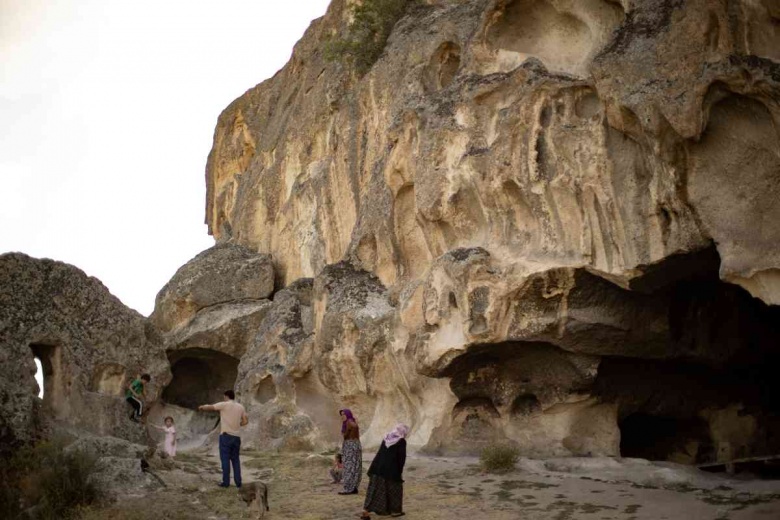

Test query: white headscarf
[383,423,409,447]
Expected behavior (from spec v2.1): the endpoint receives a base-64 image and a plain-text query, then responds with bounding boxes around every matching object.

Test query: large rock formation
[196,0,780,460]
[4,0,779,467]
[148,244,274,447]
[0,253,170,450]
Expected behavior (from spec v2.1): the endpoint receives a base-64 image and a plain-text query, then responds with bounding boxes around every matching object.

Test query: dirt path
[79,450,780,520]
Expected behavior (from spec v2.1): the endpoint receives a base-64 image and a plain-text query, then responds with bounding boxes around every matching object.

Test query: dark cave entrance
[588,245,780,467]
[160,348,240,437]
[619,413,713,464]
[162,348,240,410]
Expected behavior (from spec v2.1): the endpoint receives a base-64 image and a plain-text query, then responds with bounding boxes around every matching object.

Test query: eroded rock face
[152,244,274,333]
[197,0,780,460]
[149,245,275,448]
[6,0,779,465]
[0,253,170,450]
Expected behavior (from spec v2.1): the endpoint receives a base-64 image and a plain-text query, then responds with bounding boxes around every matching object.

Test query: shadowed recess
[162,348,239,409]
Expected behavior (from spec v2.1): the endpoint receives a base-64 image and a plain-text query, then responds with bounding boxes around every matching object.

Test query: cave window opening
[254,376,276,404]
[619,413,713,464]
[29,344,57,405]
[34,357,44,399]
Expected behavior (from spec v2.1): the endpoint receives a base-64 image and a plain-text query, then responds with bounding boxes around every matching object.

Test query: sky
[1,0,331,316]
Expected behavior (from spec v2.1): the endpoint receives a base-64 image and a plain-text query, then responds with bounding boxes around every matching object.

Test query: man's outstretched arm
[198,404,217,412]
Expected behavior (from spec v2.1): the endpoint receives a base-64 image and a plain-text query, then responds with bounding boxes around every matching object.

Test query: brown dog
[238,481,269,519]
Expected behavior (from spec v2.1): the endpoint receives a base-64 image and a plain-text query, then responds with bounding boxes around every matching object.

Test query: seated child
[329,453,344,484]
[150,416,177,458]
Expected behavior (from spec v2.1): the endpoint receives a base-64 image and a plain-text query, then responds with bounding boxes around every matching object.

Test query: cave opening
[619,413,713,464]
[158,348,240,439]
[595,245,780,468]
[34,358,44,399]
[29,344,58,406]
[162,348,239,410]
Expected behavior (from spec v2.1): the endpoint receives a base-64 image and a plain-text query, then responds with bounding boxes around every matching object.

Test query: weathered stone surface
[195,0,780,459]
[148,246,275,448]
[0,253,169,450]
[165,300,272,360]
[91,456,159,497]
[5,0,780,467]
[65,435,148,460]
[152,244,274,333]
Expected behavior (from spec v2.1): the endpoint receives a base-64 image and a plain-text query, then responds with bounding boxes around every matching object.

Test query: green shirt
[126,379,144,399]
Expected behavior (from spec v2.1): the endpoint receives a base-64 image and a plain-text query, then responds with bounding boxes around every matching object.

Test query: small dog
[238,481,269,519]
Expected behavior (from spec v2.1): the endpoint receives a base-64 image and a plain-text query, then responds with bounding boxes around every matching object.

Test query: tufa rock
[151,243,274,333]
[0,253,169,449]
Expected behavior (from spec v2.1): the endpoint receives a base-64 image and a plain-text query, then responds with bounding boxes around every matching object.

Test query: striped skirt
[363,474,403,515]
[341,439,362,493]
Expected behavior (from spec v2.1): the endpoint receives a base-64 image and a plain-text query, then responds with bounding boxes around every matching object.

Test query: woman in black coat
[360,424,409,519]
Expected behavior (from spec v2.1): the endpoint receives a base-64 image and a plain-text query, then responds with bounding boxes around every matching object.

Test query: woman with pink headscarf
[360,424,409,519]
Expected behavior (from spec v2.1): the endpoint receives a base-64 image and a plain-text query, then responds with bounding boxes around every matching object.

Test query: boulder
[152,244,274,333]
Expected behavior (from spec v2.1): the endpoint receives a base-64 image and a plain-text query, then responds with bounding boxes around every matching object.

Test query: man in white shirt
[199,389,249,488]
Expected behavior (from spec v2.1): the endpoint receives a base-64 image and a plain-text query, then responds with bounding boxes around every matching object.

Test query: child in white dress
[151,416,177,458]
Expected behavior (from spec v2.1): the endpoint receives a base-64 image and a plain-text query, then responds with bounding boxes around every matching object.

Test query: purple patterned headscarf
[384,423,409,447]
[339,409,356,433]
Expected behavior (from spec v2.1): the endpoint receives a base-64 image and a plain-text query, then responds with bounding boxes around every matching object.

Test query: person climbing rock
[126,373,151,422]
[198,389,249,488]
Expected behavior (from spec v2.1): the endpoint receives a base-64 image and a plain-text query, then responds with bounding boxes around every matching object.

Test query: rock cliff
[3,0,780,466]
[197,0,780,460]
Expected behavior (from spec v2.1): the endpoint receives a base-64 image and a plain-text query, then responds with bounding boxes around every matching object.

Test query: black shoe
[218,483,229,488]
[338,489,358,495]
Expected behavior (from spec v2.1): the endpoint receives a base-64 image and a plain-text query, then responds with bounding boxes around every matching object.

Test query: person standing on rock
[338,408,362,495]
[359,424,409,519]
[199,389,249,488]
[126,373,151,422]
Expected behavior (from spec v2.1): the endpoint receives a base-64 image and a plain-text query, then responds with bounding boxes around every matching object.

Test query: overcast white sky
[1,0,331,316]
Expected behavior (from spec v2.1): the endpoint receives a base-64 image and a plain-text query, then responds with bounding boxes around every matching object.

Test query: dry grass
[480,443,520,474]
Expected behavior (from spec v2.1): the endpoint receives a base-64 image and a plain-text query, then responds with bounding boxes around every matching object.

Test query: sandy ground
[78,449,780,520]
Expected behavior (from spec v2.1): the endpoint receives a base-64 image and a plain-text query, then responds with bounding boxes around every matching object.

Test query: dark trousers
[126,396,143,419]
[219,433,242,487]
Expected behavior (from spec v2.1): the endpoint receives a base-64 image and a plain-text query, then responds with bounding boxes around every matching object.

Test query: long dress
[341,420,362,492]
[363,439,406,515]
[162,425,176,457]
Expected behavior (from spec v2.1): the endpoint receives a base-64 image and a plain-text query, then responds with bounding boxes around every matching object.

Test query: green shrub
[2,440,101,519]
[480,443,520,473]
[325,0,415,74]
